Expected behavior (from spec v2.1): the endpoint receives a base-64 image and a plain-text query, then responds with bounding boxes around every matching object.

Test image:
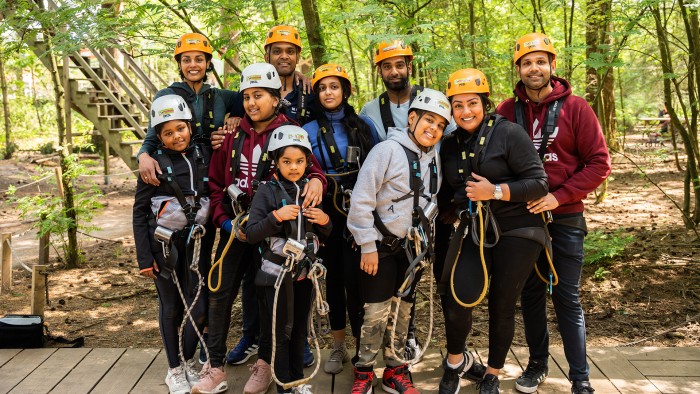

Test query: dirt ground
[0,134,698,352]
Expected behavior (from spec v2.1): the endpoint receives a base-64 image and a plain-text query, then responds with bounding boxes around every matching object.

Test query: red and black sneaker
[382,365,419,394]
[352,367,375,394]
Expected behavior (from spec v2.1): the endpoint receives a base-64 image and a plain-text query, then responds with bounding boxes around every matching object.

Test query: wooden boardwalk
[0,346,698,393]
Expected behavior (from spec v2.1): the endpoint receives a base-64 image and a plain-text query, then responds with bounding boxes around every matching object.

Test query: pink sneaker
[191,363,228,394]
[243,359,273,394]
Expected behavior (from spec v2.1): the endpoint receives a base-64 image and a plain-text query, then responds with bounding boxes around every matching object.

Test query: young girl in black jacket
[245,125,332,394]
[133,94,210,394]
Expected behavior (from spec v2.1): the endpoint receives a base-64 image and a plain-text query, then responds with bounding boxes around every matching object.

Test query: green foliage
[38,142,54,154]
[2,141,18,159]
[593,266,611,280]
[584,229,634,266]
[6,153,103,265]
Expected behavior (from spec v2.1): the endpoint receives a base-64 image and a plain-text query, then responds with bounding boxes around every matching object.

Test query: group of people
[133,27,611,394]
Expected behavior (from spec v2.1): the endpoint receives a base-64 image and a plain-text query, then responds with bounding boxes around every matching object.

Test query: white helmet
[409,88,452,123]
[150,94,192,128]
[240,62,282,91]
[268,125,312,154]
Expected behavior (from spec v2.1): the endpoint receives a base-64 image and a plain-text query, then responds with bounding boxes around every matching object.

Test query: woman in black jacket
[437,69,549,394]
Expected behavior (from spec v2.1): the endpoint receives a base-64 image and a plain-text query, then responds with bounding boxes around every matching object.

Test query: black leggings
[206,232,260,368]
[319,208,363,338]
[441,234,541,369]
[258,278,313,393]
[154,236,208,369]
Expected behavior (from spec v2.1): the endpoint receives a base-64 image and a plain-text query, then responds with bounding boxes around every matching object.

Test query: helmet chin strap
[408,112,432,153]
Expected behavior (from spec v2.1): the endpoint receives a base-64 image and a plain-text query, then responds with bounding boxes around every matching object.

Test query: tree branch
[156,0,241,77]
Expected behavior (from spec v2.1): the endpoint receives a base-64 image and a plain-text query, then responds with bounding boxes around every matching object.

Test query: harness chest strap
[372,142,437,246]
[228,127,281,193]
[514,95,566,161]
[315,115,346,173]
[154,144,209,225]
[378,85,422,131]
[170,86,216,142]
[297,88,310,124]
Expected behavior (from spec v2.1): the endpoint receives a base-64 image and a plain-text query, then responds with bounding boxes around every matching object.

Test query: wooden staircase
[28,31,164,170]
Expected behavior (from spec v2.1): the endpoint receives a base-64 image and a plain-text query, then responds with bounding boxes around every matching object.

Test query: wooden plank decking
[0,346,698,393]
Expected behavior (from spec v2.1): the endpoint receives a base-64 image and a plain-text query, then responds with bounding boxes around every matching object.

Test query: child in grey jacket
[347,89,452,394]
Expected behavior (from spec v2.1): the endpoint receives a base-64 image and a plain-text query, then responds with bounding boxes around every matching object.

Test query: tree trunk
[300,0,326,68]
[0,47,11,159]
[468,0,476,67]
[563,0,575,81]
[653,5,700,227]
[270,0,279,23]
[45,35,79,267]
[585,0,616,203]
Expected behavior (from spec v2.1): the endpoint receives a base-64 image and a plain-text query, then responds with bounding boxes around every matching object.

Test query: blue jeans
[520,220,590,382]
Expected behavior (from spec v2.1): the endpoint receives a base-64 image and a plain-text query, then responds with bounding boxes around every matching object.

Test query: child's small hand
[275,205,300,221]
[141,261,158,279]
[361,252,379,276]
[303,207,329,224]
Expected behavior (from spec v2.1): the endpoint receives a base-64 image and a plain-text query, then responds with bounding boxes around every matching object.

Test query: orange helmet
[373,40,413,65]
[513,32,556,64]
[446,69,490,98]
[264,25,302,50]
[311,63,351,89]
[174,33,213,57]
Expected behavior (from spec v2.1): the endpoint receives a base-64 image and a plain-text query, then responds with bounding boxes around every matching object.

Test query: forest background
[0,0,698,349]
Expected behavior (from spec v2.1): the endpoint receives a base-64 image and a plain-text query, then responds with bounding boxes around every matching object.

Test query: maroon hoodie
[208,113,327,227]
[496,76,611,214]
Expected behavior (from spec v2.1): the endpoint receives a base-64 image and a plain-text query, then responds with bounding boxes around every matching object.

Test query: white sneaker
[293,384,313,394]
[165,365,190,394]
[185,358,201,385]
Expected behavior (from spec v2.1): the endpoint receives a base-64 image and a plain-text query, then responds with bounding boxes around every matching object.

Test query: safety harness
[151,144,210,368]
[514,96,571,290]
[436,114,557,307]
[315,115,362,216]
[374,141,438,365]
[259,176,329,390]
[209,126,286,292]
[378,85,422,131]
[153,144,209,278]
[170,85,216,143]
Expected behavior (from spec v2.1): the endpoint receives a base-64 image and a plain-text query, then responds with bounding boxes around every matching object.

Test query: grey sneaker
[324,342,350,374]
[165,365,190,394]
[185,358,201,385]
[515,359,548,393]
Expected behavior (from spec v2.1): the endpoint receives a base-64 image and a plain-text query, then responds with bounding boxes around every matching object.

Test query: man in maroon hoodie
[496,33,611,394]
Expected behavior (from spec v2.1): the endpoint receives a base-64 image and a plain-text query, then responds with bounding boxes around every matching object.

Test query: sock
[447,354,465,370]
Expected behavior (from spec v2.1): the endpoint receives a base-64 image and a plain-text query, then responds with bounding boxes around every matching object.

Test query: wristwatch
[493,184,503,200]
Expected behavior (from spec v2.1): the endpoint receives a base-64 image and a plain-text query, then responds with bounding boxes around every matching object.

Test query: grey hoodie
[348,127,442,254]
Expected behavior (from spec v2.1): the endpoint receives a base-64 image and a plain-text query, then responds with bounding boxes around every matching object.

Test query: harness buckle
[380,236,402,249]
[544,210,553,224]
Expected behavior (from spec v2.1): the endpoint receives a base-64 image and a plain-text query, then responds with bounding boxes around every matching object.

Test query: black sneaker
[464,359,487,382]
[515,359,548,393]
[477,374,500,394]
[438,351,474,394]
[571,380,595,394]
